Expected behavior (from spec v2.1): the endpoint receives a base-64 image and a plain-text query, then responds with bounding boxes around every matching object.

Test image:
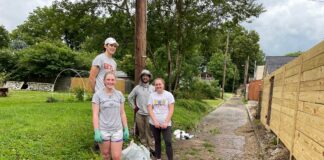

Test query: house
[254,65,264,80]
[263,56,297,77]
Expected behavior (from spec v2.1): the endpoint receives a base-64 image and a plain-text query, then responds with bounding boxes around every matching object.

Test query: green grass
[224,93,234,100]
[0,91,223,159]
[173,99,223,130]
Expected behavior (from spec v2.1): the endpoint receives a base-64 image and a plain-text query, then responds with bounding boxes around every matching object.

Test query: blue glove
[94,129,103,143]
[123,127,129,142]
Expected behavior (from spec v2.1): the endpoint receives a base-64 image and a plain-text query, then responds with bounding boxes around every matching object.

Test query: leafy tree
[229,27,265,79]
[285,51,302,56]
[204,25,265,83]
[12,41,77,81]
[11,0,103,50]
[0,25,10,48]
[118,53,135,78]
[10,6,62,45]
[176,78,221,99]
[0,49,17,73]
[6,0,265,93]
[207,52,239,91]
[146,0,264,93]
[9,39,28,50]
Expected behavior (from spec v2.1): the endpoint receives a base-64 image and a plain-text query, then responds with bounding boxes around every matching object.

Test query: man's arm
[89,66,99,93]
[127,87,137,109]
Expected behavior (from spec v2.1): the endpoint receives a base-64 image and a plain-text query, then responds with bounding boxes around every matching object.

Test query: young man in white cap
[89,37,119,93]
[128,69,155,154]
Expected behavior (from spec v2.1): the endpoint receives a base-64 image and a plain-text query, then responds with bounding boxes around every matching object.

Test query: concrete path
[200,95,248,160]
[173,95,254,160]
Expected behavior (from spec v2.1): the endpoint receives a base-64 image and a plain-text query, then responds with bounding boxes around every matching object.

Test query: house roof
[265,56,297,74]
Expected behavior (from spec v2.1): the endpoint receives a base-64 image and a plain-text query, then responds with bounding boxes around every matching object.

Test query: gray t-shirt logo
[104,63,114,72]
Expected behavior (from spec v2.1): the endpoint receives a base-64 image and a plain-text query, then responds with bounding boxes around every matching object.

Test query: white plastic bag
[122,141,151,160]
[173,129,194,140]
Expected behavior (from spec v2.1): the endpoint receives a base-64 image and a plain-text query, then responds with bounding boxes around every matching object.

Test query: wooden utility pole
[221,32,230,99]
[135,0,147,84]
[243,56,249,98]
[232,67,236,93]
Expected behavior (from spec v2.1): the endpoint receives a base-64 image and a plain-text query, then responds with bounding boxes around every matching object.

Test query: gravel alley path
[174,95,260,160]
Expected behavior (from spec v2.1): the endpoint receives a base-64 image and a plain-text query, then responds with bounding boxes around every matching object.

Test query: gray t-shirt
[92,53,117,92]
[92,88,125,132]
[148,90,175,126]
[128,83,155,115]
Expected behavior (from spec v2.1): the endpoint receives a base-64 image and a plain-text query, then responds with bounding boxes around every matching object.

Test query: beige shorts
[100,129,123,142]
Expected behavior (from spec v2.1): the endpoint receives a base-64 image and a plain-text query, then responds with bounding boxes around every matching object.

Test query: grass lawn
[0,90,224,159]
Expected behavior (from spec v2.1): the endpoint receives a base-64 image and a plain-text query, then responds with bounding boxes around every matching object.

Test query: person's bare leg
[111,141,123,160]
[99,141,111,160]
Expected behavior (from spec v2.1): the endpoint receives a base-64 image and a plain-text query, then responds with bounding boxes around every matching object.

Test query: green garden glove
[94,129,103,143]
[123,127,129,142]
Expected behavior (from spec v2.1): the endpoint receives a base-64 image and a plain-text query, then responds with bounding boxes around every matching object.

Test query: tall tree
[11,0,102,50]
[0,25,10,49]
[146,0,264,93]
[229,27,265,80]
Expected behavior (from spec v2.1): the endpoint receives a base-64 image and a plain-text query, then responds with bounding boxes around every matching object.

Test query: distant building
[200,72,214,81]
[254,65,264,80]
[116,70,129,79]
[263,56,297,77]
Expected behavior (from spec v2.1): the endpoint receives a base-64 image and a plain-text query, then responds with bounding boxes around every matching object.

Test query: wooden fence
[260,41,324,160]
[70,78,127,94]
[248,80,262,101]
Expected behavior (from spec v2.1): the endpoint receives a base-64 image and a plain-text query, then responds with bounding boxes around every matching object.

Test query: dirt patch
[235,122,261,160]
[253,122,289,160]
[245,101,290,160]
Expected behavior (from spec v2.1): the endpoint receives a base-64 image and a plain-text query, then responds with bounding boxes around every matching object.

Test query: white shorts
[100,129,123,142]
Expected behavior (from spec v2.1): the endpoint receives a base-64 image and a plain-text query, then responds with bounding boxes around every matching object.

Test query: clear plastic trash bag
[122,141,151,160]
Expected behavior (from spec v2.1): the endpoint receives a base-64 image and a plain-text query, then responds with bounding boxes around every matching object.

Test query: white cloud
[243,0,324,56]
[0,0,54,31]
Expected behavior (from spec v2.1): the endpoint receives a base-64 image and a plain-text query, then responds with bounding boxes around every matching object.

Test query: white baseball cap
[104,37,119,46]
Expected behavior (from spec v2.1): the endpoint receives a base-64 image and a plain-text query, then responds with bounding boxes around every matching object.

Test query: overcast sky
[0,0,324,56]
[242,0,324,56]
[0,0,53,31]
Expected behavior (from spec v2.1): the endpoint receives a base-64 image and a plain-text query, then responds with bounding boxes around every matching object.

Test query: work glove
[94,129,103,143]
[123,127,129,142]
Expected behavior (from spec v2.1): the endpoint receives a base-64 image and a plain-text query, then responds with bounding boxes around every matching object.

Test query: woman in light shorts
[92,72,129,160]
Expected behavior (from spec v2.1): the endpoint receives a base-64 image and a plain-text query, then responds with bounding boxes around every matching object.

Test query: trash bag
[122,141,151,160]
[173,129,194,140]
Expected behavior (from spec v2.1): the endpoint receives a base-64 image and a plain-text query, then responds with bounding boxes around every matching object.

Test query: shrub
[0,49,17,73]
[73,87,85,101]
[176,79,221,99]
[0,72,8,86]
[46,97,59,103]
[12,41,77,80]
